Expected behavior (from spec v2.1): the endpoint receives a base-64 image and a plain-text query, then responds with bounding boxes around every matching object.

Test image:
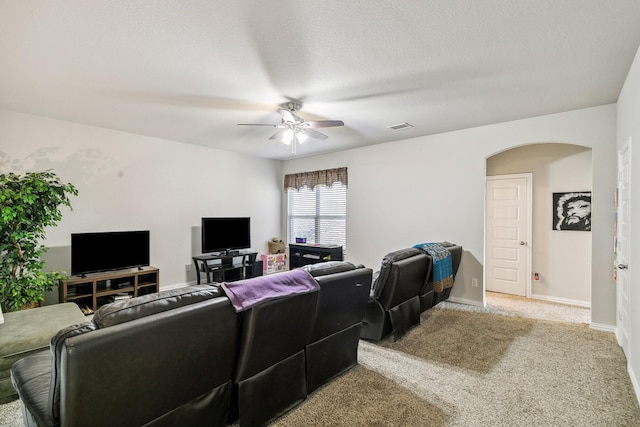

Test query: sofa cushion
[92,285,221,328]
[301,261,357,277]
[372,248,423,298]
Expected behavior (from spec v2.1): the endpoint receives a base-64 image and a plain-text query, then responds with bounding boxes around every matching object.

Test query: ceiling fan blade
[304,120,345,128]
[269,130,285,140]
[237,123,279,127]
[300,128,328,140]
[278,109,304,124]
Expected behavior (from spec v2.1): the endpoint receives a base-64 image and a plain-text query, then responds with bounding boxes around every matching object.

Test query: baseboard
[616,328,624,347]
[447,296,484,307]
[530,293,590,308]
[629,363,640,408]
[590,322,616,333]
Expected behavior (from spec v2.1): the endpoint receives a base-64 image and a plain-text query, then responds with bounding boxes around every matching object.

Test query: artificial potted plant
[0,170,77,312]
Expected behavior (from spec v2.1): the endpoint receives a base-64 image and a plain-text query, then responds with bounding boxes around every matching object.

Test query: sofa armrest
[11,351,54,427]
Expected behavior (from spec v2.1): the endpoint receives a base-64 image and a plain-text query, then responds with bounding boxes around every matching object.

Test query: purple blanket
[221,269,319,312]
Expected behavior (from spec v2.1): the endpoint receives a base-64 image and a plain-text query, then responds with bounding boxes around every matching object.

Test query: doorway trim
[616,138,631,354]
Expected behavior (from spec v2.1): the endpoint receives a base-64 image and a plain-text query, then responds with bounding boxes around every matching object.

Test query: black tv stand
[192,251,260,284]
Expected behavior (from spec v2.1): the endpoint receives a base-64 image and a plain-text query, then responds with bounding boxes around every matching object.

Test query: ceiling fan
[238,101,344,154]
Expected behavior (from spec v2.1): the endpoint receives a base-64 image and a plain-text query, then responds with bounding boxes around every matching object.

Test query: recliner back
[377,253,430,311]
[305,265,372,392]
[232,289,319,427]
[307,265,372,342]
[233,291,318,381]
[360,248,433,341]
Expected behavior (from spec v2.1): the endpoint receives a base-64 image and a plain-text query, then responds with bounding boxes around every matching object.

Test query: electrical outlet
[471,278,478,288]
[186,264,192,272]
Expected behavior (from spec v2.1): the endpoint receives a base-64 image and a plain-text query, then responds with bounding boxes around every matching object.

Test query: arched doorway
[485,143,593,310]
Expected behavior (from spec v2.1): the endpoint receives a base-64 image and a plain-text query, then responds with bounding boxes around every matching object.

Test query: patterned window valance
[284,167,348,191]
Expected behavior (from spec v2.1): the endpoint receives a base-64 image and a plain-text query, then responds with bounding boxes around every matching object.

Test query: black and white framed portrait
[553,192,591,231]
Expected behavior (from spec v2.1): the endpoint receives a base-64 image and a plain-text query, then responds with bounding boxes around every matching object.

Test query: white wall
[0,109,282,291]
[617,44,640,402]
[282,104,616,324]
[487,144,592,306]
[0,104,619,328]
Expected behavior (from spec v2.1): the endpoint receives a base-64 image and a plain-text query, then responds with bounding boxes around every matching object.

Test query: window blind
[287,183,347,248]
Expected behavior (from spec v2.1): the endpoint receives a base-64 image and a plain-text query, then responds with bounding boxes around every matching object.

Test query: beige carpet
[0,399,21,427]
[463,291,591,324]
[273,294,638,426]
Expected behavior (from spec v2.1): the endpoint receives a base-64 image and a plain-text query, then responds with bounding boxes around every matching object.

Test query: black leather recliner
[301,261,373,393]
[360,248,432,341]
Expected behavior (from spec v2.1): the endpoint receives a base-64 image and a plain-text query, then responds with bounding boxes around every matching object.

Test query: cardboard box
[261,254,287,274]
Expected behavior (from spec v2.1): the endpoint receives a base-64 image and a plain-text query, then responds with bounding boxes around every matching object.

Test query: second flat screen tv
[202,217,251,254]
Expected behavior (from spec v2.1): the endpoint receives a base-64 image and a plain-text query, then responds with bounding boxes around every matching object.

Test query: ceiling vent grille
[387,122,414,131]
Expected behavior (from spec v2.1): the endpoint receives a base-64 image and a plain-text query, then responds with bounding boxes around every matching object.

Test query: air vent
[387,122,414,131]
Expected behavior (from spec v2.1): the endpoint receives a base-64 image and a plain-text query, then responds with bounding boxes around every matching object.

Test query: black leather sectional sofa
[11,263,372,427]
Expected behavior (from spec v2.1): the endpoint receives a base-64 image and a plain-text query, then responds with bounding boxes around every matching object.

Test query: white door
[485,174,532,296]
[616,140,631,354]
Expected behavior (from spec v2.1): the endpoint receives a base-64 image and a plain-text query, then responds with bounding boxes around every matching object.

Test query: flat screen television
[202,217,251,254]
[71,230,150,276]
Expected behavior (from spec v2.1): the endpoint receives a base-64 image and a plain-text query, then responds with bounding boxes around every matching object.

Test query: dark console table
[288,244,343,268]
[193,251,260,284]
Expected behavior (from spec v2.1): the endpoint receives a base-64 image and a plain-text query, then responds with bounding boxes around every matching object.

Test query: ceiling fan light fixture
[282,128,293,145]
[238,102,343,155]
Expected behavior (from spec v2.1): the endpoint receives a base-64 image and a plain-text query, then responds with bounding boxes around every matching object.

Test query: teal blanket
[413,242,453,292]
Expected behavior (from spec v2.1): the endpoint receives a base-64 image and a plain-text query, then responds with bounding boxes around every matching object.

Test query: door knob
[618,264,628,269]
[520,241,527,246]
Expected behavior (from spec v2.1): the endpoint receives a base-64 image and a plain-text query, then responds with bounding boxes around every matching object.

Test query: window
[287,183,347,248]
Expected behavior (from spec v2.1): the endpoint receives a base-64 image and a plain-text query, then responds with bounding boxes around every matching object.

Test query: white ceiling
[1,1,640,160]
